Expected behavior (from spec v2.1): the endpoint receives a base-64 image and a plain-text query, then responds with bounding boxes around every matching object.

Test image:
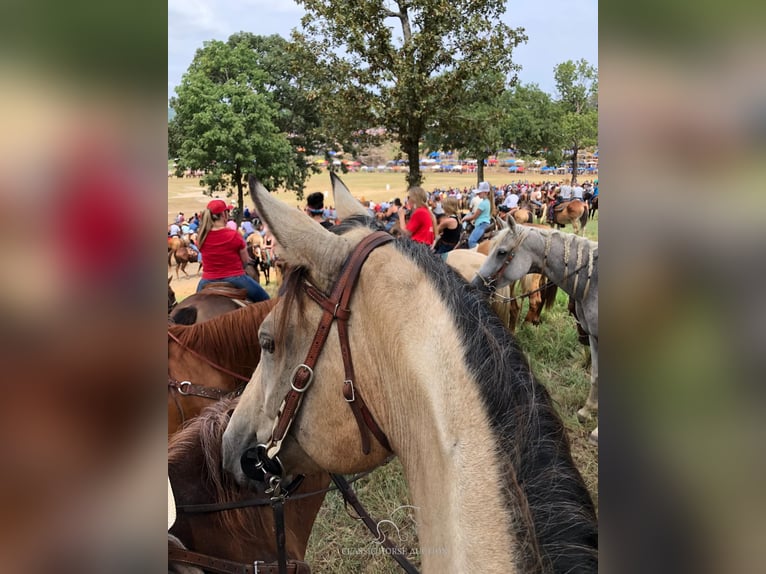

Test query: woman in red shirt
[397,186,436,246]
[196,199,270,302]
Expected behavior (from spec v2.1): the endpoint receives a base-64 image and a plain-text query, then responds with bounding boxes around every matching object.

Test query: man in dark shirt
[306,191,334,229]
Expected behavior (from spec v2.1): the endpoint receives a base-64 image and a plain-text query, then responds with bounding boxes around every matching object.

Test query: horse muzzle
[470,274,492,294]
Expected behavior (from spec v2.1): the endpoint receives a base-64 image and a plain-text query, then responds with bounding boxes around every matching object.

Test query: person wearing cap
[305,191,334,229]
[196,199,270,302]
[462,181,492,249]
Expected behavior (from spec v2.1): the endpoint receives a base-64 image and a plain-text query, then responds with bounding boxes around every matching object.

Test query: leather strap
[169,330,252,383]
[168,546,311,574]
[330,474,419,574]
[272,496,287,574]
[168,377,242,400]
[266,232,393,459]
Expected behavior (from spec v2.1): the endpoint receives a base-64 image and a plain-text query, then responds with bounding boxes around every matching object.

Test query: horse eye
[497,249,508,257]
[260,335,275,354]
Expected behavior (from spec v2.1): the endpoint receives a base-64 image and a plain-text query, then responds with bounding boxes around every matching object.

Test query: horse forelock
[391,239,598,572]
[169,399,267,541]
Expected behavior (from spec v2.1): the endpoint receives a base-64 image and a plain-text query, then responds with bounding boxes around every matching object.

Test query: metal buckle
[253,560,262,574]
[290,364,314,392]
[256,443,285,477]
[177,381,192,395]
[344,379,355,402]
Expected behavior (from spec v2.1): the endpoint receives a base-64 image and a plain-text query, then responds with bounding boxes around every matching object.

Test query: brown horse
[168,298,278,435]
[223,174,597,573]
[542,199,589,235]
[169,398,328,573]
[169,284,254,325]
[168,236,185,266]
[172,246,201,279]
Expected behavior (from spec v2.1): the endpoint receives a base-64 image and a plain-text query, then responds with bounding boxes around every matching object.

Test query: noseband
[259,231,394,475]
[476,229,531,289]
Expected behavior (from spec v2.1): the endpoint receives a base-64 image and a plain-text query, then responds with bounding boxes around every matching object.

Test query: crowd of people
[168,179,598,300]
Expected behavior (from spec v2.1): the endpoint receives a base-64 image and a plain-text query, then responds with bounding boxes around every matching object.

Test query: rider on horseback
[462,182,492,248]
[196,199,270,302]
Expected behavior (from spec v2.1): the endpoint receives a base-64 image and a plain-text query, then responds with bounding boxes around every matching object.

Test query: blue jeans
[197,274,270,302]
[467,221,489,249]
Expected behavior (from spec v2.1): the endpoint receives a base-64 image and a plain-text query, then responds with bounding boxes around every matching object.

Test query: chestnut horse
[169,398,328,573]
[541,199,589,235]
[168,299,278,435]
[169,285,255,326]
[223,174,597,573]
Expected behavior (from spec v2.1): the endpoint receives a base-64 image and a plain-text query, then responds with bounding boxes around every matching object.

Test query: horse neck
[367,296,517,572]
[529,230,596,300]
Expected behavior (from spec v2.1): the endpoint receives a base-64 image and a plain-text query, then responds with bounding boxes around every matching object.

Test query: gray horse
[471,218,599,445]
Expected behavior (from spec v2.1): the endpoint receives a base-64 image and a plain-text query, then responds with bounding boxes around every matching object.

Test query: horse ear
[331,172,368,219]
[505,215,515,232]
[248,175,346,277]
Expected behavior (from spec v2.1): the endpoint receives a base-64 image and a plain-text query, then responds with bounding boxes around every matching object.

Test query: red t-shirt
[200,228,246,279]
[407,206,435,245]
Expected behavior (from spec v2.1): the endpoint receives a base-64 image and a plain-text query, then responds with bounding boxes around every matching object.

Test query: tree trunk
[234,166,244,226]
[477,155,486,186]
[404,140,422,188]
[570,145,578,185]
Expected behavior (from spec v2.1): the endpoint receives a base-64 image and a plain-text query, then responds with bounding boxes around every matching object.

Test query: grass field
[167,173,599,571]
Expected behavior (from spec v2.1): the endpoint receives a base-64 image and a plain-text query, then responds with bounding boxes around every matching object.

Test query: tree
[169,40,295,222]
[292,0,526,188]
[226,33,326,197]
[553,59,598,184]
[500,83,563,167]
[425,70,515,185]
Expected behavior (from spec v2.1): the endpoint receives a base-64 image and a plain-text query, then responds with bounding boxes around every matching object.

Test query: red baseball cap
[207,199,234,214]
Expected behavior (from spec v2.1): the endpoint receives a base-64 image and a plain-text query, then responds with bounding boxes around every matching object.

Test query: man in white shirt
[572,184,584,200]
[559,184,573,201]
[503,191,519,210]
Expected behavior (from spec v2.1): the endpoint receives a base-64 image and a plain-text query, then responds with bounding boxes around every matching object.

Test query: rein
[168,546,310,574]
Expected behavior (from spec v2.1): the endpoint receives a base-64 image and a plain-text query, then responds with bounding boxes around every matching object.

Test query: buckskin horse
[541,199,589,235]
[169,398,327,574]
[472,218,599,446]
[222,173,598,573]
[168,298,278,435]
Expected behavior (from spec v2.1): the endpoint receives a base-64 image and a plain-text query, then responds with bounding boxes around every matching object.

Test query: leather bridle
[475,229,530,290]
[256,231,394,478]
[167,330,252,427]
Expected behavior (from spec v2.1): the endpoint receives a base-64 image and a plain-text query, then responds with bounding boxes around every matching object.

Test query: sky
[168,0,597,103]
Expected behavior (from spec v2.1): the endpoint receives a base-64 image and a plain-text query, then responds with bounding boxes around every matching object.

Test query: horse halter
[257,231,394,478]
[476,229,530,290]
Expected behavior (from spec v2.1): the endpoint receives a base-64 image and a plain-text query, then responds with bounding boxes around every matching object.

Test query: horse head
[471,217,537,292]
[222,175,392,484]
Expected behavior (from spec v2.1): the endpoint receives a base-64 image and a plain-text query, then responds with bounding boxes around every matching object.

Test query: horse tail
[540,277,558,311]
[579,204,589,230]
